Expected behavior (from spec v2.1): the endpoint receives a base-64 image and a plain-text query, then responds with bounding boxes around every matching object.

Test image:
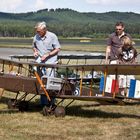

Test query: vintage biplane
[0,56,140,117]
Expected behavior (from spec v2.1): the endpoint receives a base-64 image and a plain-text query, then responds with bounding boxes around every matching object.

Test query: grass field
[0,37,140,52]
[0,37,140,140]
[0,92,140,140]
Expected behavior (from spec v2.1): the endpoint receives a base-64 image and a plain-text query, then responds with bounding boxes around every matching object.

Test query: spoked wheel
[18,101,29,112]
[7,99,17,109]
[54,106,65,117]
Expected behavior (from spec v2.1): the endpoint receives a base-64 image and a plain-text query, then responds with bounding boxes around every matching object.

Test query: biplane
[0,56,140,117]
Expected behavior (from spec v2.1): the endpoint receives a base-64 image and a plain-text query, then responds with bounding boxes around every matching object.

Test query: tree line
[0,9,140,38]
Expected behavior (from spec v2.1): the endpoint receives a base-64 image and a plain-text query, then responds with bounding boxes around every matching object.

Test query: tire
[54,106,65,117]
[73,87,80,96]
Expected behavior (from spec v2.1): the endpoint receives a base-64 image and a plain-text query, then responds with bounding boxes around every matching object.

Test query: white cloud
[0,0,23,12]
[86,0,140,5]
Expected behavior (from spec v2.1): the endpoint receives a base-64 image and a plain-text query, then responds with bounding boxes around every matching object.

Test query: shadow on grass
[66,105,140,119]
[0,96,140,119]
[0,96,42,114]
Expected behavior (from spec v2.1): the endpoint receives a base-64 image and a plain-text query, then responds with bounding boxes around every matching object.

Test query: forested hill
[0,8,140,37]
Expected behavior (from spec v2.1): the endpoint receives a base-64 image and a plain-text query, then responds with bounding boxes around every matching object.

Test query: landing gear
[7,99,16,109]
[7,99,29,111]
[54,106,65,117]
[42,105,65,117]
[42,106,53,116]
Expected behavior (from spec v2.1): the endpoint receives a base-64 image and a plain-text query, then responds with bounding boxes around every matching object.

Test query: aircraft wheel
[7,99,16,109]
[54,106,65,117]
[73,87,80,96]
[42,106,52,116]
[18,101,29,112]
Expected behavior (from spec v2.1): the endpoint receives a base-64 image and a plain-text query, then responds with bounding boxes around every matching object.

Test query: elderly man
[32,21,61,107]
[33,21,61,66]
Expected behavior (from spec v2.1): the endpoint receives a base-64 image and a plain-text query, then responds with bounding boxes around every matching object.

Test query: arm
[33,47,39,57]
[41,48,60,61]
[134,47,138,63]
[105,45,111,64]
[105,34,113,64]
[32,37,39,57]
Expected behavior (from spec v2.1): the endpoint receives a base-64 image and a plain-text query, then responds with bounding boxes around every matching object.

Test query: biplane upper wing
[56,64,140,75]
[1,57,140,75]
[0,58,24,67]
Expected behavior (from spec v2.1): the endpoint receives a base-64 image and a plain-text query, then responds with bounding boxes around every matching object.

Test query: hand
[41,53,50,61]
[105,59,109,64]
[34,51,38,57]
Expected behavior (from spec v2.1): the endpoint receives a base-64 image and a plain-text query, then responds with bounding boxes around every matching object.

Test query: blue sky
[1,0,140,14]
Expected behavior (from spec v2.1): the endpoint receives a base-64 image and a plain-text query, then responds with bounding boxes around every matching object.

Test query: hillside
[0,8,140,37]
[1,9,140,24]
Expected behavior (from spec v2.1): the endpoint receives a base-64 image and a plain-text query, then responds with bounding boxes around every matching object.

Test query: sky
[0,0,140,14]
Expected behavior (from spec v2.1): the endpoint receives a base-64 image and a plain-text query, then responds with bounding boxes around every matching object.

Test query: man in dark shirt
[105,22,132,64]
[105,22,135,96]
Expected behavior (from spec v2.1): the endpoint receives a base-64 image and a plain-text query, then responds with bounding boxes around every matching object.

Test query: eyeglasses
[116,28,122,31]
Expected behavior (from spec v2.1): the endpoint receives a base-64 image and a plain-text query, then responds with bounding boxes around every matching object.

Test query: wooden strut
[80,68,83,96]
[2,60,4,72]
[34,71,51,101]
[113,68,118,98]
[102,67,107,96]
[89,69,94,96]
[0,88,4,98]
[9,64,14,73]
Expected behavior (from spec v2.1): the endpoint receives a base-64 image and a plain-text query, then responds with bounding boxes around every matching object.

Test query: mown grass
[0,91,140,140]
[0,37,140,53]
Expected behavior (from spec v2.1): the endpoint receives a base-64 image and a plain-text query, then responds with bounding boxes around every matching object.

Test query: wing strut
[34,71,51,101]
[102,67,108,96]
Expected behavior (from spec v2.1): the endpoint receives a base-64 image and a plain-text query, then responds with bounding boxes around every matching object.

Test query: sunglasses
[116,28,122,31]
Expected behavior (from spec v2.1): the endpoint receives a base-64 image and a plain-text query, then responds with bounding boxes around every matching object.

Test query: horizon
[0,8,139,15]
[0,0,140,14]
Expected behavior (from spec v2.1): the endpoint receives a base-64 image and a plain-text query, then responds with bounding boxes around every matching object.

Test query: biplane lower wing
[56,95,125,105]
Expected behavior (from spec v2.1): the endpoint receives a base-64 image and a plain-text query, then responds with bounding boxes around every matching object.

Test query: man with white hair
[33,21,61,66]
[32,21,61,107]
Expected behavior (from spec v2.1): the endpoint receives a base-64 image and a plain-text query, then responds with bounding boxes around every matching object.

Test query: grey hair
[35,21,47,29]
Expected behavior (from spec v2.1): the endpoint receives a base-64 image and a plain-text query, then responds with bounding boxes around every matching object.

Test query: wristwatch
[46,52,50,56]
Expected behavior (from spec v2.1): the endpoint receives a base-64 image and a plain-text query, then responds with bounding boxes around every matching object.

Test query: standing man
[105,22,132,64]
[33,21,61,66]
[105,22,134,96]
[32,21,61,106]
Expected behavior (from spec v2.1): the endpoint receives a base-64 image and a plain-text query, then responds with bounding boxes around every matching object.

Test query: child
[118,36,138,96]
[118,36,137,64]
